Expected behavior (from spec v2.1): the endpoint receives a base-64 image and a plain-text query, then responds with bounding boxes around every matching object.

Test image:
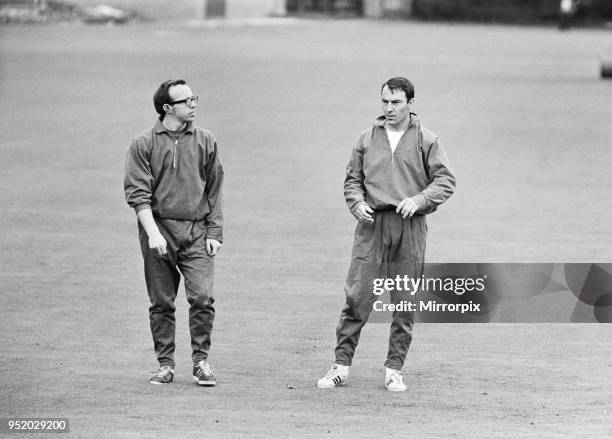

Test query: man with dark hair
[124,79,224,386]
[317,77,455,391]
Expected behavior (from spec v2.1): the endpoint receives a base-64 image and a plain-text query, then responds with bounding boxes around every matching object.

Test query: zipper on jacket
[172,132,186,169]
[173,140,178,168]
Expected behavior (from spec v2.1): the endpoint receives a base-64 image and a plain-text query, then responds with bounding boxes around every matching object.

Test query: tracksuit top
[344,113,456,215]
[124,119,224,242]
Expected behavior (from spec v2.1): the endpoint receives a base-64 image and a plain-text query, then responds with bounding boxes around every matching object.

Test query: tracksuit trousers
[335,210,427,370]
[138,218,215,368]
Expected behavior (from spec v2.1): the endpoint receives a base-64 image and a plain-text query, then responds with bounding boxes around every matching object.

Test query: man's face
[166,84,197,123]
[381,86,413,130]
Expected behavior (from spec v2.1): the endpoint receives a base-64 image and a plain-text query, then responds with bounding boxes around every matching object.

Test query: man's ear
[162,103,173,114]
[408,98,415,106]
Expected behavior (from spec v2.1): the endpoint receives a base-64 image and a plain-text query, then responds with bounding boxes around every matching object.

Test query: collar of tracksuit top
[154,118,195,135]
[372,112,419,130]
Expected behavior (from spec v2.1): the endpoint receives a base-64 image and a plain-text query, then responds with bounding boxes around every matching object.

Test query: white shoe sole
[193,376,216,386]
[385,384,407,392]
[317,380,346,389]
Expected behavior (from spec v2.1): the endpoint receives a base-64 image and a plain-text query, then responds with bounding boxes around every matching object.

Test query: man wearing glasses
[124,79,224,386]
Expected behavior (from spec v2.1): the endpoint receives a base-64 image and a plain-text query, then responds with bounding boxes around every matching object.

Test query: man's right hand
[353,202,374,224]
[136,208,167,256]
[149,232,167,256]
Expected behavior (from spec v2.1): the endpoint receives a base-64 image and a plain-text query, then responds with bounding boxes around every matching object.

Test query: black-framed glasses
[169,96,199,106]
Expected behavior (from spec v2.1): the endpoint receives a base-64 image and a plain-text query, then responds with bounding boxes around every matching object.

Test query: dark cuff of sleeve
[348,199,365,214]
[412,195,428,212]
[206,227,223,243]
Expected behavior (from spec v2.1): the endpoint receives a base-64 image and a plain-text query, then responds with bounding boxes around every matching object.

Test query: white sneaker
[192,360,216,387]
[385,368,407,392]
[317,364,349,389]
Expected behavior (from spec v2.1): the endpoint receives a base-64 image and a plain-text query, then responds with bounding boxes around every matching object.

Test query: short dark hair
[153,79,186,120]
[381,77,414,101]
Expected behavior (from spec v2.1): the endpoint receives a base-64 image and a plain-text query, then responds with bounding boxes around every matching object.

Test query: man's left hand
[396,197,418,219]
[206,238,222,256]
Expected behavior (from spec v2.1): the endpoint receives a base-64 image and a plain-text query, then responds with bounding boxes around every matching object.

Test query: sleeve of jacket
[204,137,224,243]
[412,134,456,214]
[124,137,154,213]
[343,132,367,214]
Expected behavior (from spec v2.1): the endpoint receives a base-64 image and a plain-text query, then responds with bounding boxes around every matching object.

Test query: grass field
[1,19,612,438]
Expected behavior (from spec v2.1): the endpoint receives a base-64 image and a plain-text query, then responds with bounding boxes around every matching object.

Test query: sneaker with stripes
[317,364,349,389]
[192,360,216,386]
[385,368,407,392]
[149,365,174,385]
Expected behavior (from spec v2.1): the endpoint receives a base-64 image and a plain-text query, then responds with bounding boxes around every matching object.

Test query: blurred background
[1,0,612,24]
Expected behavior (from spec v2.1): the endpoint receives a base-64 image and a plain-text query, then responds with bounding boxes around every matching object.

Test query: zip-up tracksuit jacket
[335,113,456,370]
[344,114,455,216]
[124,118,224,367]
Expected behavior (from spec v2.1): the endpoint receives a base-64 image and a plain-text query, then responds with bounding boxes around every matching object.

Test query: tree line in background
[286,0,612,23]
[412,0,612,23]
[286,0,362,15]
